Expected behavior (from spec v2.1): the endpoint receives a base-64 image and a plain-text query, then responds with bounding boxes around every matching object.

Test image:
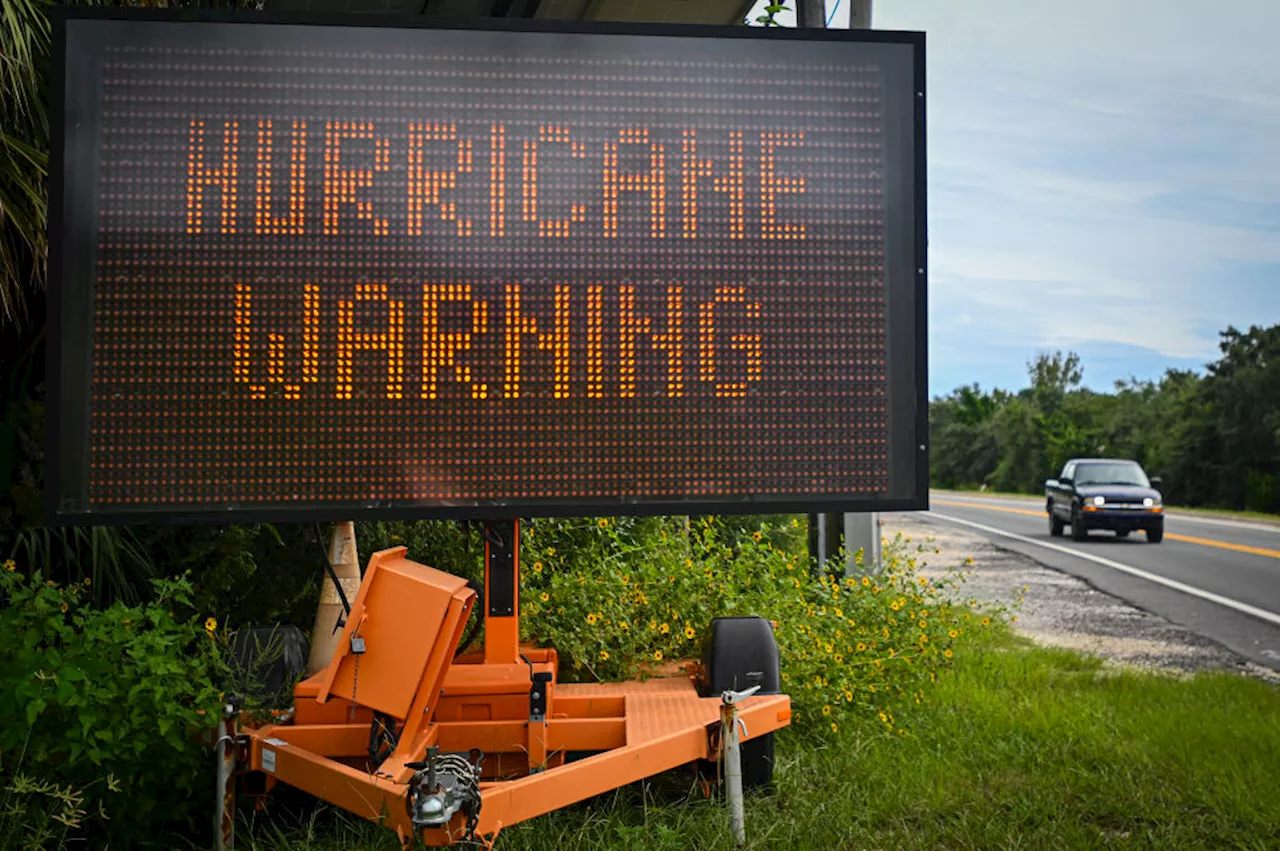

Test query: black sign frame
[46,6,928,526]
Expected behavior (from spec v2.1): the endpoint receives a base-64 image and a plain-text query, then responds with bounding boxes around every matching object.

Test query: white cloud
[747,0,1280,388]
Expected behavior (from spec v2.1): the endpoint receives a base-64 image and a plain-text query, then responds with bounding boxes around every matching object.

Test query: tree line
[929,323,1280,514]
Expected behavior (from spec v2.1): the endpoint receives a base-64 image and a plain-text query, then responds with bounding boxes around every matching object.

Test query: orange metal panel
[384,592,473,780]
[317,547,474,719]
[251,734,414,834]
[432,718,628,754]
[551,695,626,718]
[443,661,554,697]
[260,723,372,758]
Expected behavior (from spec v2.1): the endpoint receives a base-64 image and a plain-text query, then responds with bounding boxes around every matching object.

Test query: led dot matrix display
[49,10,926,524]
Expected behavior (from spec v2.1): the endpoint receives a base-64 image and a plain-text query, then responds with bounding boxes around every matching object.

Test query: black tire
[1147,525,1163,543]
[1071,508,1089,542]
[1115,530,1130,539]
[696,617,780,791]
[1049,510,1065,537]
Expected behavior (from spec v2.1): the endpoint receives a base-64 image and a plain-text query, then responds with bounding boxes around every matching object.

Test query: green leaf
[25,697,45,726]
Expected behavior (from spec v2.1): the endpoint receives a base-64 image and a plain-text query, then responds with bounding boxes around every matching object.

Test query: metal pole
[720,685,760,847]
[214,698,241,851]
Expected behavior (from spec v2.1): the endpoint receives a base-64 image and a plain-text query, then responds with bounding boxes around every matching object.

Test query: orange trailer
[233,519,790,847]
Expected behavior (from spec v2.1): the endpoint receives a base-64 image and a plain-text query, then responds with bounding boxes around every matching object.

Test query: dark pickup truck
[1045,458,1165,543]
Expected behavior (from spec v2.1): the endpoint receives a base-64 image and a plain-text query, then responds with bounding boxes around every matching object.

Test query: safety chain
[348,627,363,723]
[441,752,483,845]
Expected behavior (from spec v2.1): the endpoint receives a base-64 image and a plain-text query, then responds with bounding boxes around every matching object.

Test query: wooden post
[306,521,361,675]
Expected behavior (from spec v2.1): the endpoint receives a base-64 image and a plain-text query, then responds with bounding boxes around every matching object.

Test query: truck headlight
[1143,497,1161,507]
[1092,496,1105,507]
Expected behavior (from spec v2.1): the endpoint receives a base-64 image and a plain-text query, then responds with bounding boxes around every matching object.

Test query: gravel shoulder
[882,512,1280,683]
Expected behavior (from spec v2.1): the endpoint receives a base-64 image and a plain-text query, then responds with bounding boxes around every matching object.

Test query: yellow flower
[944,649,953,658]
[834,654,843,663]
[59,602,69,613]
[920,610,928,618]
[856,642,867,652]
[586,613,598,625]
[949,630,958,639]
[649,619,658,630]
[540,592,550,602]
[1023,585,1029,593]
[659,623,670,634]
[831,722,839,733]
[205,617,217,633]
[964,556,974,565]
[752,531,762,542]
[600,650,610,661]
[533,561,543,573]
[918,577,927,587]
[822,704,832,716]
[861,576,871,587]
[598,518,609,528]
[919,634,928,644]
[619,620,629,631]
[824,642,833,653]
[1011,615,1018,623]
[981,617,991,627]
[3,559,15,572]
[684,625,696,640]
[879,711,888,723]
[653,650,663,661]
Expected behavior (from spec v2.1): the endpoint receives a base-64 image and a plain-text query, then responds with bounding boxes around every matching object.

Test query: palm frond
[0,0,50,330]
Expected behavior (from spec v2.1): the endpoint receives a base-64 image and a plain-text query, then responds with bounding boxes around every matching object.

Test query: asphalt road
[921,491,1280,673]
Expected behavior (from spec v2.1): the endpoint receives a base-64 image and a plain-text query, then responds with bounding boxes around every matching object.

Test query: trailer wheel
[695,616,782,791]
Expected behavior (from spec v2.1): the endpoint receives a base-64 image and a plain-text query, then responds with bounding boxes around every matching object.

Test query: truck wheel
[1147,525,1163,543]
[1071,508,1089,542]
[696,617,781,791]
[1048,511,1065,537]
[1115,530,1130,539]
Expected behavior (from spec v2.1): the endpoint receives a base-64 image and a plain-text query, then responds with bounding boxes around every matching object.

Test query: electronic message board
[47,9,926,525]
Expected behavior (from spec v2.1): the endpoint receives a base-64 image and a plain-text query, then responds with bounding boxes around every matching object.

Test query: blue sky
[748,0,1280,398]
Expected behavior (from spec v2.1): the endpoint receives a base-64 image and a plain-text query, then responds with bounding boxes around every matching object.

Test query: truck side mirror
[1058,476,1073,487]
[1150,476,1163,490]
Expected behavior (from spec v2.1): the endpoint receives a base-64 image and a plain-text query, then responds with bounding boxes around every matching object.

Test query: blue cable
[826,0,843,26]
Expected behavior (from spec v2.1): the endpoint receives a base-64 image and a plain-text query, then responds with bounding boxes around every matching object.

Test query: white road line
[930,493,1279,534]
[929,512,1280,628]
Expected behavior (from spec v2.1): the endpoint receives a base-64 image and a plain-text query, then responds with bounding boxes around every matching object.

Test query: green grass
[239,629,1280,851]
[933,488,1280,525]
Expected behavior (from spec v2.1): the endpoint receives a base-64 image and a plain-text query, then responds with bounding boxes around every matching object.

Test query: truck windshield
[1074,463,1150,487]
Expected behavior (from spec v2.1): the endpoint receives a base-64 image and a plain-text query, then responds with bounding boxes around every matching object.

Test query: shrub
[520,515,990,738]
[0,559,228,847]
